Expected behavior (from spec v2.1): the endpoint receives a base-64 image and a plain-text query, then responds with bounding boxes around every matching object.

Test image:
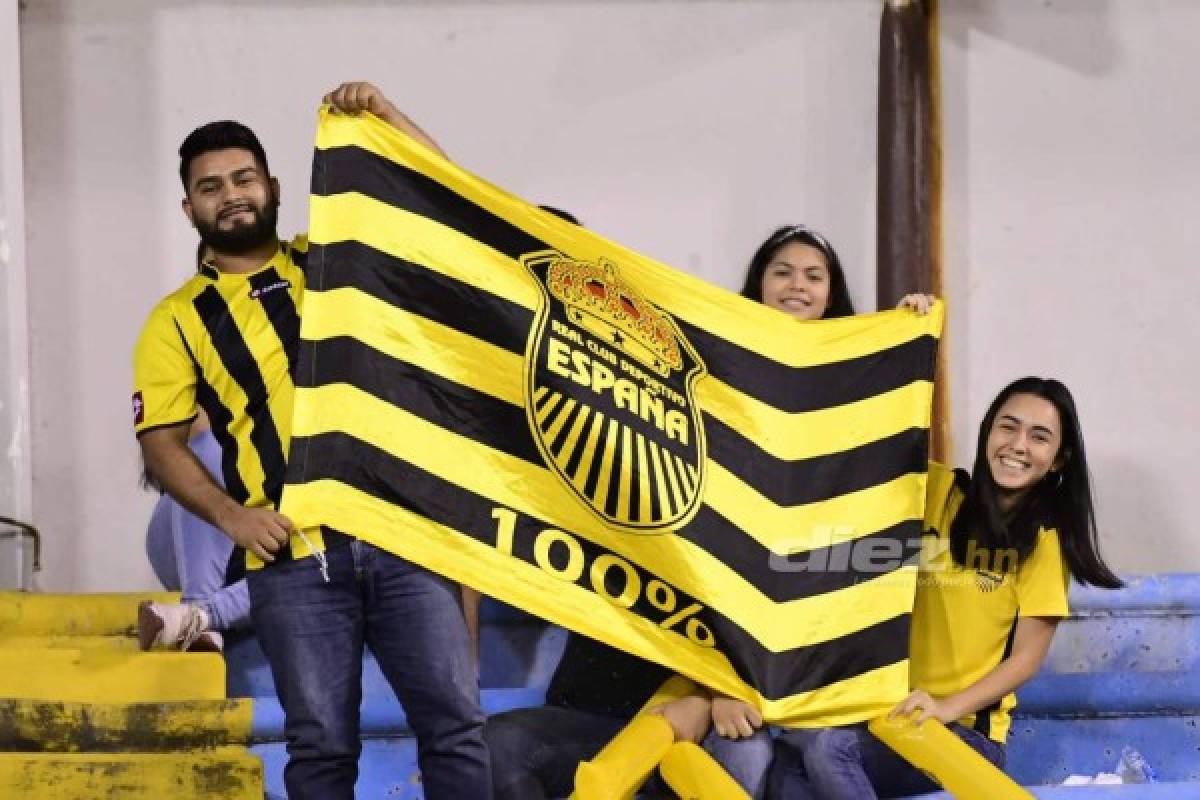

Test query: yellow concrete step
[0,698,252,752]
[0,634,141,652]
[0,649,224,703]
[0,748,262,799]
[0,592,178,637]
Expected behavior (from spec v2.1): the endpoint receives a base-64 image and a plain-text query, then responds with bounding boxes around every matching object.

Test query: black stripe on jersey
[135,417,198,437]
[196,378,250,505]
[193,287,288,506]
[173,318,250,505]
[249,267,301,379]
[974,615,1020,738]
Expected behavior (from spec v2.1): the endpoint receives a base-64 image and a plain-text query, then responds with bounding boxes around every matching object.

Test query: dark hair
[179,120,270,190]
[739,225,855,319]
[950,376,1122,588]
[539,205,580,226]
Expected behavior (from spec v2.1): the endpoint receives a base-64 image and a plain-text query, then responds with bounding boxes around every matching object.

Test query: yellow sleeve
[288,233,309,255]
[1015,527,1070,618]
[923,461,960,534]
[132,300,198,435]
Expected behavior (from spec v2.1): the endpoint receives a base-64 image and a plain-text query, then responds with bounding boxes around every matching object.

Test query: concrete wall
[12,0,1199,590]
[1,0,33,529]
[940,0,1200,574]
[18,1,881,591]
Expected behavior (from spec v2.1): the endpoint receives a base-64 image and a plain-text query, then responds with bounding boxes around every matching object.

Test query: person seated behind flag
[486,221,933,799]
[139,245,245,653]
[668,224,935,797]
[484,205,717,799]
[768,376,1124,799]
[140,410,249,652]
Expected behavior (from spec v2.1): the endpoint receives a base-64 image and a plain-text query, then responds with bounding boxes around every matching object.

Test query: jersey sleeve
[1015,526,1071,618]
[132,301,198,435]
[922,461,959,535]
[287,234,309,270]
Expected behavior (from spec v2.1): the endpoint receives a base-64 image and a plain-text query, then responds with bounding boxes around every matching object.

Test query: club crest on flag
[522,251,708,531]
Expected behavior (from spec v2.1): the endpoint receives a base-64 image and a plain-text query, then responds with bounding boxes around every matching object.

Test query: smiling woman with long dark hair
[769,376,1123,799]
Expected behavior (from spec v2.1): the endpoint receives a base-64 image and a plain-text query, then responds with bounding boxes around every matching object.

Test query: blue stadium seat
[228,577,1200,798]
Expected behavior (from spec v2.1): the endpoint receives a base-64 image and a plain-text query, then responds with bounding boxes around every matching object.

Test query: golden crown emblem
[546,257,682,376]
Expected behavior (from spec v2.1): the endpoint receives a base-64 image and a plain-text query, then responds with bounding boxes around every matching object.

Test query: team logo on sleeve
[132,391,145,425]
[523,251,707,532]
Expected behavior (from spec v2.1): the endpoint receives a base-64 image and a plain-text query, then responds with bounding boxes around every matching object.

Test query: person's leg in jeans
[766,733,818,800]
[141,491,250,650]
[248,544,364,800]
[170,501,251,631]
[361,542,490,799]
[485,705,627,800]
[864,724,1004,798]
[703,726,774,799]
[773,723,1006,800]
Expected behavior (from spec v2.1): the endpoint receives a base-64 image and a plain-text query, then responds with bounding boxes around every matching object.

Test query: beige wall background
[6,0,1197,591]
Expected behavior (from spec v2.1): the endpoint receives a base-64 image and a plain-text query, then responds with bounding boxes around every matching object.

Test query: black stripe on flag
[286,428,910,701]
[309,148,934,412]
[283,335,540,487]
[711,610,911,701]
[193,287,288,506]
[294,335,922,602]
[298,250,928,505]
[304,240,530,361]
[685,506,924,603]
[704,414,930,508]
[678,322,939,414]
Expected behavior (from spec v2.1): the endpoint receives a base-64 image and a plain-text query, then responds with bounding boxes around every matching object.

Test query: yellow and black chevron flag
[281,108,944,727]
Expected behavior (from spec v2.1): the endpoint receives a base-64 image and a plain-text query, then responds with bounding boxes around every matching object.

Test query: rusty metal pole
[878,0,948,460]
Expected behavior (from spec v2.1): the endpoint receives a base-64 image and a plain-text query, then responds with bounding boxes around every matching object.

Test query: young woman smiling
[768,376,1124,799]
[694,225,934,798]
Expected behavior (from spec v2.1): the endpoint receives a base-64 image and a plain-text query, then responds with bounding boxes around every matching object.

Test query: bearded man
[132,84,490,800]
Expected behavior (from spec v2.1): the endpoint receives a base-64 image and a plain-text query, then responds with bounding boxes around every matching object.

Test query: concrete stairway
[10,573,1195,798]
[0,592,262,799]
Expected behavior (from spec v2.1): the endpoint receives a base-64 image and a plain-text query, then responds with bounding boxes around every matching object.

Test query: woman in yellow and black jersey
[770,376,1123,799]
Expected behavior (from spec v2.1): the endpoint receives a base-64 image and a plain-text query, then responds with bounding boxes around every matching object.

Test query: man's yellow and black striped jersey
[133,237,308,517]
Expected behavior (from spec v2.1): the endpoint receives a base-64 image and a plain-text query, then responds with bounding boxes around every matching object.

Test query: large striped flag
[280,108,943,727]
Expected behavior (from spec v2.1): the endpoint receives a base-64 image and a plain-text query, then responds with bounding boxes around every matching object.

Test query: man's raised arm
[324,81,447,159]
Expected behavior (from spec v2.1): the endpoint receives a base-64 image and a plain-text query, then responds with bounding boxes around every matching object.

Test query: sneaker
[137,601,223,652]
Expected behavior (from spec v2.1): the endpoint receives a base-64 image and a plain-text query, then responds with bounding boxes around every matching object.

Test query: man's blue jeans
[770,722,1005,799]
[248,539,489,800]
